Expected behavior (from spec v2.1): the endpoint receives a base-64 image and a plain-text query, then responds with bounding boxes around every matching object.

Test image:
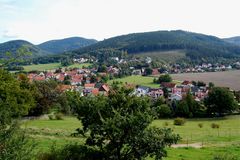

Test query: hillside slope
[0,40,50,58]
[224,36,240,46]
[73,30,240,59]
[38,37,97,54]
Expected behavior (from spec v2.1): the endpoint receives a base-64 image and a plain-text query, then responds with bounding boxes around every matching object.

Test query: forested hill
[0,40,50,58]
[224,36,240,46]
[73,30,240,59]
[38,37,97,54]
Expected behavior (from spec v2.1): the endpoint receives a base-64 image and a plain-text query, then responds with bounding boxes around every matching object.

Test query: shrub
[48,115,54,120]
[213,153,238,160]
[38,144,103,160]
[55,113,64,120]
[164,122,169,127]
[174,118,186,126]
[211,123,220,129]
[156,104,172,118]
[198,123,203,128]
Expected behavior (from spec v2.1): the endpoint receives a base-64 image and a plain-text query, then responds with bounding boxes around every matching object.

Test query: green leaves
[205,87,238,116]
[0,70,34,127]
[69,87,180,159]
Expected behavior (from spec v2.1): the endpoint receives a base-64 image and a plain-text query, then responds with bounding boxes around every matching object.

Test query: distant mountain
[224,36,240,46]
[38,37,97,54]
[0,40,50,58]
[73,30,240,59]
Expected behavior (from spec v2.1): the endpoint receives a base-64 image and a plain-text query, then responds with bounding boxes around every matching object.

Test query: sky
[0,0,240,44]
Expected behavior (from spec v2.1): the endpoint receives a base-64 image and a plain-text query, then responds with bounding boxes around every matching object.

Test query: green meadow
[109,75,160,88]
[23,63,91,72]
[109,75,181,88]
[23,115,240,159]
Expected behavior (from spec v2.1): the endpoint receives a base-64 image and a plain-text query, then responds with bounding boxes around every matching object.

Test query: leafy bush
[174,118,186,126]
[38,144,103,160]
[163,122,169,127]
[0,123,36,160]
[211,123,220,129]
[156,104,172,118]
[48,115,54,120]
[213,153,238,160]
[55,113,64,120]
[157,74,172,84]
[198,123,203,128]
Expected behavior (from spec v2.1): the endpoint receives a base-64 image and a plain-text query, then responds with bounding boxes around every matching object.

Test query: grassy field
[109,75,160,88]
[109,75,181,88]
[23,63,91,72]
[136,50,186,63]
[23,63,61,72]
[171,70,240,91]
[22,115,240,159]
[67,63,91,69]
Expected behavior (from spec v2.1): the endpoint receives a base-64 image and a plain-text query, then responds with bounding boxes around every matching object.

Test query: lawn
[109,75,160,88]
[136,50,186,63]
[22,115,240,159]
[109,75,181,88]
[23,63,92,72]
[23,63,61,72]
[67,63,91,69]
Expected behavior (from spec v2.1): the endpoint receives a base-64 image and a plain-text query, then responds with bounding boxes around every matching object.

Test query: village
[27,65,210,102]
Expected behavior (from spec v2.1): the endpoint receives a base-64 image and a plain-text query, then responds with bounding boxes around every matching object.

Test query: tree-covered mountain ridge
[224,36,240,46]
[37,37,97,54]
[72,30,240,59]
[0,37,97,58]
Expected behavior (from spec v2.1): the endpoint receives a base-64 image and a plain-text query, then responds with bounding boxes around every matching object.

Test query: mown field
[109,75,160,88]
[22,115,240,160]
[171,70,240,91]
[136,50,186,63]
[23,63,91,72]
[109,75,181,88]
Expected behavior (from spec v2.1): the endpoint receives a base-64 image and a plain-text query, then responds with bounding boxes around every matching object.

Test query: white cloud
[1,0,240,43]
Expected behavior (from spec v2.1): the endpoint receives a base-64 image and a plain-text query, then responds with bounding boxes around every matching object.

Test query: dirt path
[171,143,203,148]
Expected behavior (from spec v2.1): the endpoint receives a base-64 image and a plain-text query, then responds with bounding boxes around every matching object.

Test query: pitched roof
[161,82,176,88]
[91,88,99,96]
[84,83,95,88]
[182,80,192,85]
[57,85,73,92]
[152,69,159,75]
[99,84,110,92]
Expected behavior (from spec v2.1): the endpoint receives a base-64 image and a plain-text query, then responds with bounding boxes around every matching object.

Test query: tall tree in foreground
[68,87,180,160]
[0,69,35,160]
[205,87,238,116]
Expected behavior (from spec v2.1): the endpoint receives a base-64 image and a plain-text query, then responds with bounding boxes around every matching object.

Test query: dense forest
[2,30,240,65]
[0,37,97,59]
[0,40,50,58]
[224,36,240,46]
[72,30,240,60]
[38,37,97,54]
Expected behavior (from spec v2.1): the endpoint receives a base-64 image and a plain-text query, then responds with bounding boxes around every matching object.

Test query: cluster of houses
[27,67,209,102]
[27,68,111,96]
[25,60,211,101]
[170,63,234,74]
[135,80,208,102]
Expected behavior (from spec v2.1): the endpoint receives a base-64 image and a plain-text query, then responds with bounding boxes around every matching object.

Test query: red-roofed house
[84,83,95,89]
[152,69,159,75]
[99,84,110,95]
[91,88,99,96]
[182,80,192,86]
